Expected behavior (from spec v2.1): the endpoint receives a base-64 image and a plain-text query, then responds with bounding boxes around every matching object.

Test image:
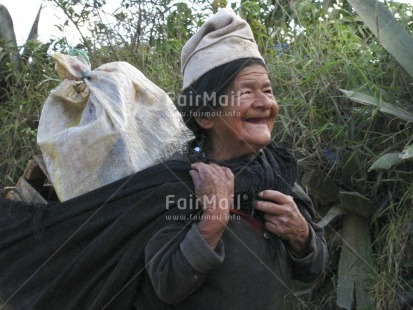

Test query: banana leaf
[337,214,375,309]
[340,89,413,123]
[347,0,413,79]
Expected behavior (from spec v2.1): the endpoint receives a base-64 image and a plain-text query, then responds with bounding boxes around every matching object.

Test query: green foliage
[1,53,58,186]
[233,0,412,308]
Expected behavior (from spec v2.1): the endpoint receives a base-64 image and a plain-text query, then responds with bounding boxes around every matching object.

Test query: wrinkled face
[200,64,279,160]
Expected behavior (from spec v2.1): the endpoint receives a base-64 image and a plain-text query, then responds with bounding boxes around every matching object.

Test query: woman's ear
[194,115,214,129]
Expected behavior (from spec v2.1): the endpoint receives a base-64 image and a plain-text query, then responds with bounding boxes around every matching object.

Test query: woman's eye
[241,90,251,95]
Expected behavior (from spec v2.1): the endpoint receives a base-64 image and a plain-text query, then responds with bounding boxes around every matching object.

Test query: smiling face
[195,64,279,161]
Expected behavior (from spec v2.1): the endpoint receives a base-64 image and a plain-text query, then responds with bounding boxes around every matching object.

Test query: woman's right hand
[189,162,234,249]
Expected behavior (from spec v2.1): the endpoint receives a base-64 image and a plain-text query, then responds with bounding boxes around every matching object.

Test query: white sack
[37,52,190,202]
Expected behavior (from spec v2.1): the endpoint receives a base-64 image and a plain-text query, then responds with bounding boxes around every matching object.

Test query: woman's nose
[254,92,278,111]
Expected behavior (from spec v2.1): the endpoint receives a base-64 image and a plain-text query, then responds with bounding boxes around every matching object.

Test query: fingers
[255,200,285,215]
[189,162,234,211]
[221,166,234,181]
[255,190,295,215]
[255,190,310,247]
[258,190,294,204]
[190,162,234,182]
[189,169,201,186]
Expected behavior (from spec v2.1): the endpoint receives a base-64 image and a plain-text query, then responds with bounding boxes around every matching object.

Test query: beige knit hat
[181,8,264,90]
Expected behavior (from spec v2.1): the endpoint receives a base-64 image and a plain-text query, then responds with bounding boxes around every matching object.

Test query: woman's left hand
[255,190,310,256]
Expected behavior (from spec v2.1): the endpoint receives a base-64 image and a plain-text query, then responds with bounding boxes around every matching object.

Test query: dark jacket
[139,143,328,309]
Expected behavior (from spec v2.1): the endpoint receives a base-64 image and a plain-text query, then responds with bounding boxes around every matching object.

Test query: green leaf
[339,191,374,218]
[340,89,413,123]
[317,206,346,228]
[337,214,376,309]
[399,144,413,160]
[368,152,403,172]
[347,0,413,79]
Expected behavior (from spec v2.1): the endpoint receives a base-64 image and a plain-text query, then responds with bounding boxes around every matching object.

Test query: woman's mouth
[244,118,267,124]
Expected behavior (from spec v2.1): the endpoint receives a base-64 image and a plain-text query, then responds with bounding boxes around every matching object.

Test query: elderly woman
[0,8,326,310]
[139,8,328,309]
